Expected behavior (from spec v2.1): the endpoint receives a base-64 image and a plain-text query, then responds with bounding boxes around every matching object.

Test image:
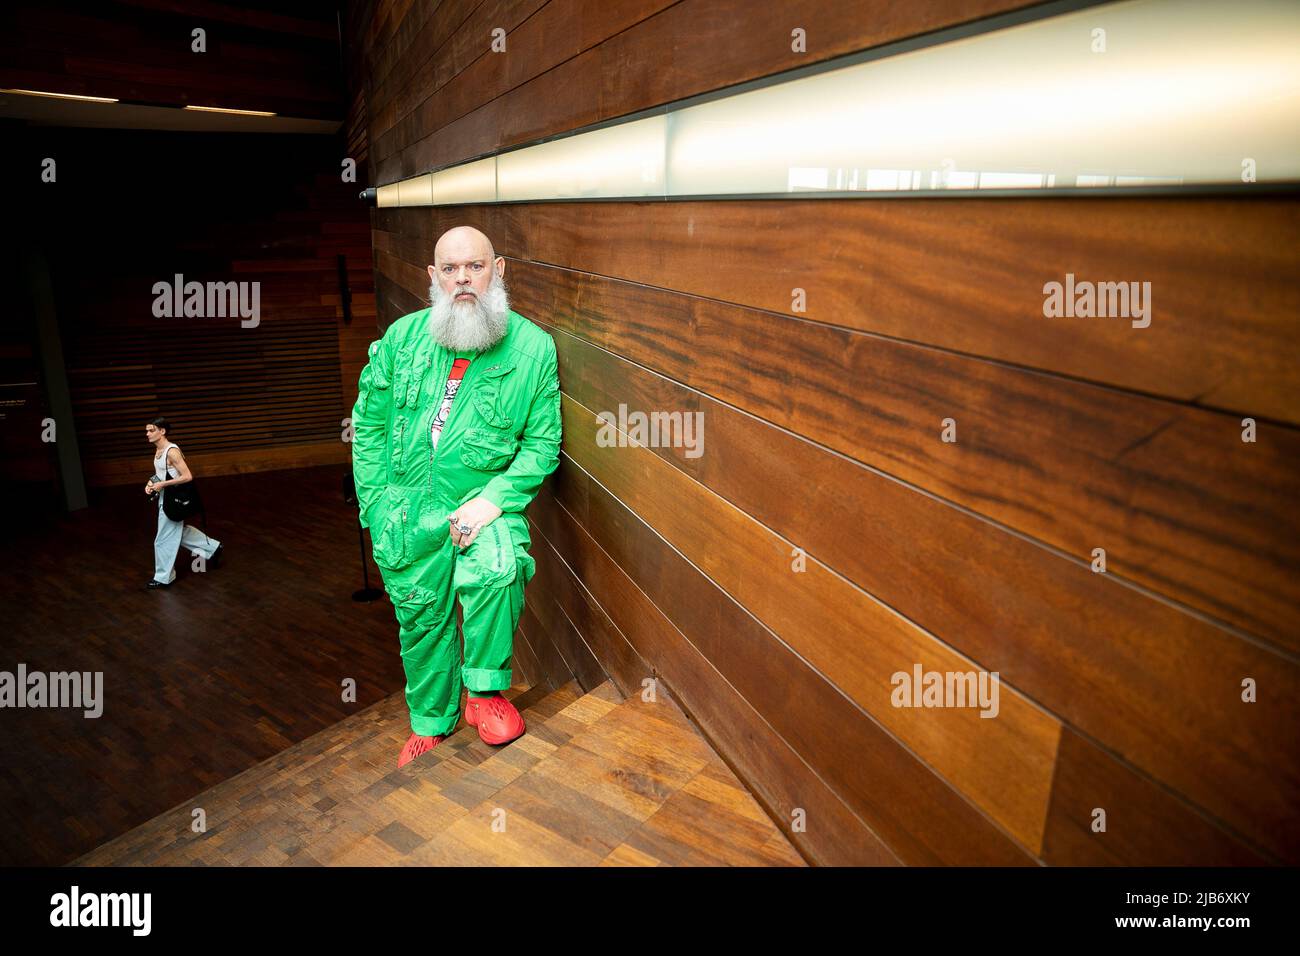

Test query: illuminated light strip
[378,0,1300,206]
[183,105,277,116]
[397,174,432,205]
[2,88,118,103]
[432,157,495,204]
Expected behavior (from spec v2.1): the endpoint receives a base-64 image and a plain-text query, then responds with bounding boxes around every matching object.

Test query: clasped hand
[448,497,502,548]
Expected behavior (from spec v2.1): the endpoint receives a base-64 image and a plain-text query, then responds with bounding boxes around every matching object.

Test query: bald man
[352,226,562,767]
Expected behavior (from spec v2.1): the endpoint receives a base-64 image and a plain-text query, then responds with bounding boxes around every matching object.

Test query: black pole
[337,253,353,326]
[353,517,382,603]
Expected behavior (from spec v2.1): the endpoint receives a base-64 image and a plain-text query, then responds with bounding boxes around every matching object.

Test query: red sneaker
[397,731,445,768]
[463,694,525,745]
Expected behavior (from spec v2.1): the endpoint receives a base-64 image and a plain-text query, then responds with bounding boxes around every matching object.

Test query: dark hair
[149,416,170,436]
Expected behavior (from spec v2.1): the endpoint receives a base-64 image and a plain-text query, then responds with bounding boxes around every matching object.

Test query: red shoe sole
[477,723,525,746]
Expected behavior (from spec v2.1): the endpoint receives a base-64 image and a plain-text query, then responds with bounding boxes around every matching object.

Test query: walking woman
[145,417,223,588]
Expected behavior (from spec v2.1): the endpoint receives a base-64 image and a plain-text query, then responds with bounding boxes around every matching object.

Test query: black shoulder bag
[162,479,203,522]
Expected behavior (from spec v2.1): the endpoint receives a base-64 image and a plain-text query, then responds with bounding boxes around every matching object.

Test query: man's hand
[448,497,503,548]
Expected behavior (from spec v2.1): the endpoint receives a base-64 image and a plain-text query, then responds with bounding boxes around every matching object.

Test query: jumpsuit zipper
[428,349,451,485]
[393,417,407,474]
[426,342,500,565]
[401,505,410,593]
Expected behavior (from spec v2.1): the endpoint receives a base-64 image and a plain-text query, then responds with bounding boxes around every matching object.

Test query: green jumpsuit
[351,307,562,737]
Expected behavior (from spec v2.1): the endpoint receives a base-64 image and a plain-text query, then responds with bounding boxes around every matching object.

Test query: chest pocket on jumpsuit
[393,347,428,411]
[460,363,518,471]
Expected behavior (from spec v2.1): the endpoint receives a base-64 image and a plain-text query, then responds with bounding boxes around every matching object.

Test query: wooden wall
[345,0,1300,865]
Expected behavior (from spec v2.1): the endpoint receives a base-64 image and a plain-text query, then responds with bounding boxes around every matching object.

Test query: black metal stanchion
[353,515,383,603]
[343,470,382,603]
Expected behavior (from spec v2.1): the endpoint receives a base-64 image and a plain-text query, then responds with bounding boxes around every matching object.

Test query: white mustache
[428,273,510,351]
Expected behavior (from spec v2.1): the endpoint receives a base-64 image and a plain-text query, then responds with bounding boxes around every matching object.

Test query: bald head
[426,225,511,351]
[434,225,495,264]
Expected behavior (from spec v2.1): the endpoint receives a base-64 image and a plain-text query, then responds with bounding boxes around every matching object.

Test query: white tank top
[154,442,180,481]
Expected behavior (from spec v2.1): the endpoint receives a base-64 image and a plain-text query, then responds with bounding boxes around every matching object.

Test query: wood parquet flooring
[74,680,805,867]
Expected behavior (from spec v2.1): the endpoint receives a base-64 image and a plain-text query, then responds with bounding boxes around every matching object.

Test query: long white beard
[428,272,510,351]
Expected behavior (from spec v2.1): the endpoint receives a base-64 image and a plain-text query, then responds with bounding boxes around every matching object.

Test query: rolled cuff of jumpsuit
[409,712,460,737]
[462,666,512,693]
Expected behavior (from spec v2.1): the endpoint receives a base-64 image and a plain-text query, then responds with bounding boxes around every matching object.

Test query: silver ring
[457,522,472,535]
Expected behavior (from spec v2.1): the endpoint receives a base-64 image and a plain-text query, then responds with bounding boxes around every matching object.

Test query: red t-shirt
[430,358,470,450]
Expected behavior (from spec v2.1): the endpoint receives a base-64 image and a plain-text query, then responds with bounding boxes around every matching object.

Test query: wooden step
[74,680,804,867]
[391,681,586,810]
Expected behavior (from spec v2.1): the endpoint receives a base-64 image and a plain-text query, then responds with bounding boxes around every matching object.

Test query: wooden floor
[75,680,805,866]
[0,464,405,866]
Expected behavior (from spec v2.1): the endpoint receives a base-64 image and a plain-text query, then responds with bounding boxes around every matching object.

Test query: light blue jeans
[153,495,220,583]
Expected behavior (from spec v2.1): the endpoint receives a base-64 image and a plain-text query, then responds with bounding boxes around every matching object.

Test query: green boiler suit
[351,307,562,737]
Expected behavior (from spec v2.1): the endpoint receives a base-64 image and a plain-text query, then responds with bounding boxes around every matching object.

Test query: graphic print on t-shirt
[431,358,471,450]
